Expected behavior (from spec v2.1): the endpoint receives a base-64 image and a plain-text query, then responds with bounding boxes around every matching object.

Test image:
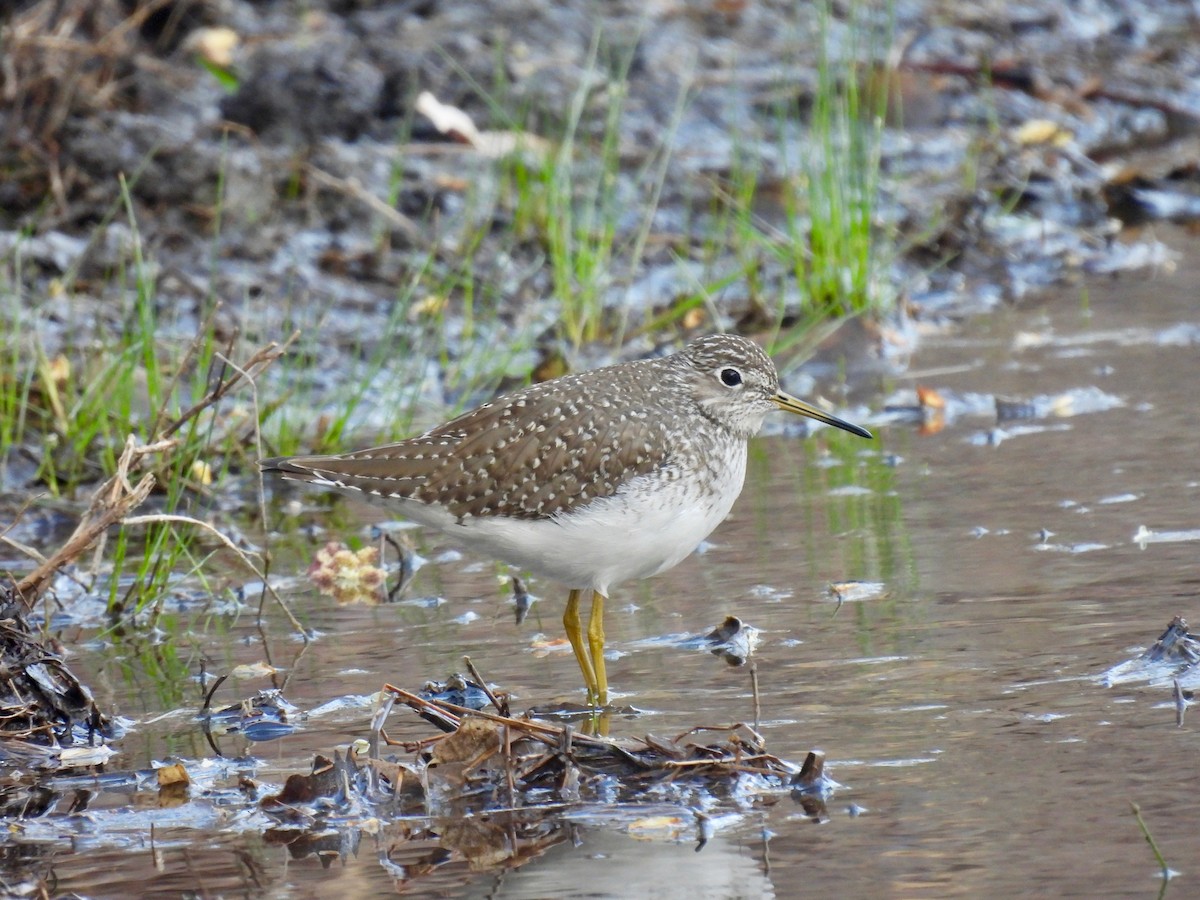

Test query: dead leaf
[186,27,240,67]
[265,754,341,808]
[915,385,945,410]
[430,716,499,767]
[190,459,214,486]
[529,635,571,656]
[1014,119,1072,147]
[416,91,551,162]
[157,762,190,786]
[229,661,278,679]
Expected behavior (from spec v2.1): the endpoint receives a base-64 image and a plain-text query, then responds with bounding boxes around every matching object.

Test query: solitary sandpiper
[261,334,872,706]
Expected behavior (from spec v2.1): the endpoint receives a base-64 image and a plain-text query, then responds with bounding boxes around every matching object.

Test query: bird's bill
[773,390,873,439]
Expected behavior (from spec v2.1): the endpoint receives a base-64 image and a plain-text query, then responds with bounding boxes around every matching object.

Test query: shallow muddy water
[18,233,1200,898]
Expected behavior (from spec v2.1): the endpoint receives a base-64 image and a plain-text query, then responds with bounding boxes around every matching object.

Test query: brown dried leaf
[915,384,946,410]
[266,754,340,807]
[229,661,278,679]
[430,716,500,767]
[157,762,190,786]
[529,635,571,655]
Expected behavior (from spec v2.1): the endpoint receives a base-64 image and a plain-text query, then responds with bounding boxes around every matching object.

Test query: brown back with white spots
[262,334,780,521]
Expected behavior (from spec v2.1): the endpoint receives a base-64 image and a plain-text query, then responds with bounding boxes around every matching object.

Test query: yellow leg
[563,588,598,702]
[587,590,608,707]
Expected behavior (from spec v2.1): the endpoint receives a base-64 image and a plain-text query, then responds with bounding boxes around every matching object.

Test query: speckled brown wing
[262,364,680,522]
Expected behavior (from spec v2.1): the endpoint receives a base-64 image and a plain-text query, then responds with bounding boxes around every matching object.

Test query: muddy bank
[4,0,1198,411]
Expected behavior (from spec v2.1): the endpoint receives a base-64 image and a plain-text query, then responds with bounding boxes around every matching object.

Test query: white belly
[393,448,748,595]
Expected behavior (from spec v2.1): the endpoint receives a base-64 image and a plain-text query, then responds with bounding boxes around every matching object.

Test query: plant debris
[1101,616,1200,689]
[700,615,761,666]
[200,676,302,750]
[243,676,838,882]
[0,590,117,769]
[371,682,825,803]
[307,541,387,605]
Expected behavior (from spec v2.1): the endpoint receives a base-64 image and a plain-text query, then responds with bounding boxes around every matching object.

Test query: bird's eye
[719,367,743,387]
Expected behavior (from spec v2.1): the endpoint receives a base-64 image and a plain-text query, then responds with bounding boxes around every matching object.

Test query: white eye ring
[719,367,743,387]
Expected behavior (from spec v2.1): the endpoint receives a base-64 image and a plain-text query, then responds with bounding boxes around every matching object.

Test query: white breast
[394,443,749,595]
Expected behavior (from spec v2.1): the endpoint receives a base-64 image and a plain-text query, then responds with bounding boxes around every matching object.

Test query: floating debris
[1100,617,1200,690]
[245,678,840,884]
[1132,525,1200,549]
[824,581,889,607]
[511,575,533,624]
[373,683,825,805]
[308,542,386,605]
[0,595,117,770]
[702,616,761,666]
[199,678,302,747]
[664,616,763,666]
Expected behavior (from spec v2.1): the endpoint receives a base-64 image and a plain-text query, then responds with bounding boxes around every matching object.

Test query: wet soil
[5,228,1193,896]
[6,0,1200,391]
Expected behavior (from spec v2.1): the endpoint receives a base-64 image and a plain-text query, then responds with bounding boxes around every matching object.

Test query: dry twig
[13,436,159,606]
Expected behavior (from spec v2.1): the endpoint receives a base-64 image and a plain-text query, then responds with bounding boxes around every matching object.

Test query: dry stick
[0,495,53,567]
[384,684,779,781]
[93,0,178,52]
[750,661,761,734]
[0,533,48,566]
[673,722,766,747]
[85,438,178,587]
[13,446,156,607]
[383,684,616,751]
[369,691,398,762]
[149,305,221,441]
[503,722,517,810]
[383,684,759,769]
[302,164,429,249]
[160,335,297,440]
[463,655,506,716]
